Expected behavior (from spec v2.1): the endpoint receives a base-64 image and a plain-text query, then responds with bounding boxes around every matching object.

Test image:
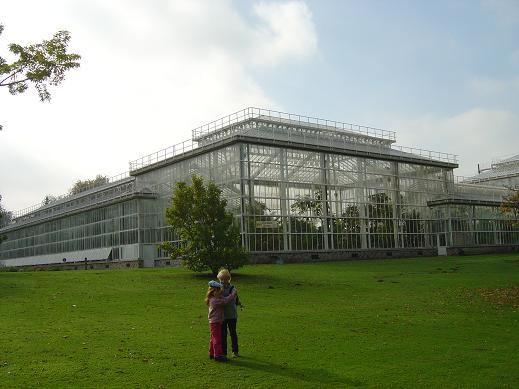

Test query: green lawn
[1,253,518,388]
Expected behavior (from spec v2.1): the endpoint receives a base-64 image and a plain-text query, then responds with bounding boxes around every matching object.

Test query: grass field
[1,253,519,388]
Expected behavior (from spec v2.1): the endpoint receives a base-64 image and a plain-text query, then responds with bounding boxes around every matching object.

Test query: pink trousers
[208,322,223,358]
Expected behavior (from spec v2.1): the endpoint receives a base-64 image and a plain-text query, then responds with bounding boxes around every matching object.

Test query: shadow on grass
[190,272,281,284]
[233,355,364,387]
[0,282,26,298]
[158,272,281,287]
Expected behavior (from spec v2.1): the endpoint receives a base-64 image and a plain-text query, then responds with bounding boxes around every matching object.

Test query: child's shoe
[214,356,228,362]
[232,352,239,358]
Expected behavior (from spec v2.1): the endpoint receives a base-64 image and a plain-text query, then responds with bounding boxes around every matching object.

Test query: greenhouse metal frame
[1,108,518,267]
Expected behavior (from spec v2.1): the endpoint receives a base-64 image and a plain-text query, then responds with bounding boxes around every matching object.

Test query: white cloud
[390,108,519,177]
[252,1,318,66]
[0,0,318,211]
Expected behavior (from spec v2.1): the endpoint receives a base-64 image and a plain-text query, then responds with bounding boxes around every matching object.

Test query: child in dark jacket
[217,269,242,358]
[205,280,237,362]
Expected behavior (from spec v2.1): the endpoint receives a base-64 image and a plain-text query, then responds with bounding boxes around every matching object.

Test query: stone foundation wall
[4,245,518,272]
[446,245,519,256]
[249,248,438,264]
[3,259,139,272]
[2,258,185,272]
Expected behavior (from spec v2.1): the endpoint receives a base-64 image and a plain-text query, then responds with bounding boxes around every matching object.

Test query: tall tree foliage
[367,192,394,247]
[246,200,282,251]
[500,189,519,227]
[335,204,361,249]
[69,175,109,195]
[161,175,247,276]
[0,195,12,244]
[0,24,80,103]
[290,189,328,249]
[42,194,58,206]
[291,190,325,216]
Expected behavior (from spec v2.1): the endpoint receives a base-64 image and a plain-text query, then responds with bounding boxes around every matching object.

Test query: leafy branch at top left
[0,23,81,103]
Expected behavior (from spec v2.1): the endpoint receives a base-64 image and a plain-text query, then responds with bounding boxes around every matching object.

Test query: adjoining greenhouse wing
[1,108,518,268]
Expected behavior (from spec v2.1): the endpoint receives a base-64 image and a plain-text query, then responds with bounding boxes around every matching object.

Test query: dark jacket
[221,283,240,320]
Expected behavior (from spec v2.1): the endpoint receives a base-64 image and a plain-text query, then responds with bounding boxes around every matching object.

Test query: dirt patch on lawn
[477,287,519,308]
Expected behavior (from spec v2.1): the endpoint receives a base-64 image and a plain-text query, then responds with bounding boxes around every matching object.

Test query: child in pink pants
[205,280,237,362]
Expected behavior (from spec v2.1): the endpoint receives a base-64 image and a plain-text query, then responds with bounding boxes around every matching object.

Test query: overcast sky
[1,0,518,212]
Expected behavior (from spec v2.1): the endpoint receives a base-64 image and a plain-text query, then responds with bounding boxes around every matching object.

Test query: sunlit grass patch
[477,287,519,308]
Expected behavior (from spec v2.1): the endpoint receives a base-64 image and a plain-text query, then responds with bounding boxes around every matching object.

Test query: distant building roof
[464,154,519,183]
[494,154,519,166]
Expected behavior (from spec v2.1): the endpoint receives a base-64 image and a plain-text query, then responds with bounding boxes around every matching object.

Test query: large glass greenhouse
[1,108,518,268]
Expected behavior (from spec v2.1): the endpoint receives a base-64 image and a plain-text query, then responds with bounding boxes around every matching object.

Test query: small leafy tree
[161,175,247,276]
[0,24,80,102]
[500,189,519,227]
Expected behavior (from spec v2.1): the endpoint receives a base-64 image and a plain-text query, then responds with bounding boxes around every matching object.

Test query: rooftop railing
[192,107,397,142]
[455,176,485,185]
[392,145,458,164]
[129,139,196,171]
